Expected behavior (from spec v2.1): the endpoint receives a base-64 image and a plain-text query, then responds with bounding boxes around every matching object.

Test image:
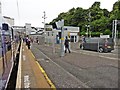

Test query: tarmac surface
[31,42,119,88]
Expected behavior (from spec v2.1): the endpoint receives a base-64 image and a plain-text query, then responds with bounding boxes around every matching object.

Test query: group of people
[23,35,71,54]
[23,36,40,49]
[23,36,31,49]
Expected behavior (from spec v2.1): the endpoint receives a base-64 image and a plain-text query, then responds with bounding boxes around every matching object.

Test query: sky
[0,0,118,27]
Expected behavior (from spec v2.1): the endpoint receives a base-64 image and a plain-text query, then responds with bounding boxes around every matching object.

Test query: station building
[44,25,80,44]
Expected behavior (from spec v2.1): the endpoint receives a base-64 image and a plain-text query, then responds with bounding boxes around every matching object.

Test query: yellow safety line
[36,62,56,89]
[31,51,35,59]
[29,50,56,90]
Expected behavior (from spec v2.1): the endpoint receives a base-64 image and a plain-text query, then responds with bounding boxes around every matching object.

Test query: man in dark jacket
[64,36,71,53]
[26,37,31,49]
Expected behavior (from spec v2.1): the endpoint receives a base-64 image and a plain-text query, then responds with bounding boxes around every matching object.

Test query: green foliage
[103,29,112,35]
[80,31,86,36]
[91,32,101,37]
[118,32,120,38]
[49,1,120,37]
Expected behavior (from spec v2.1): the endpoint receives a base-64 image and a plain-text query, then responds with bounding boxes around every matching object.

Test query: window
[75,36,77,42]
[71,36,74,42]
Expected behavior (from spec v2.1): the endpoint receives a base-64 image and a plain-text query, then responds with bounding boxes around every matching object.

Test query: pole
[87,27,88,37]
[56,19,64,57]
[52,31,55,53]
[90,31,91,37]
[88,11,91,37]
[86,25,89,37]
[44,11,46,44]
[60,27,64,57]
[98,38,99,56]
[114,20,117,46]
[42,11,47,44]
[112,20,115,38]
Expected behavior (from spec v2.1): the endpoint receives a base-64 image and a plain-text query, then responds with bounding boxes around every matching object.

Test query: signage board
[100,35,110,38]
[45,25,53,31]
[55,19,64,28]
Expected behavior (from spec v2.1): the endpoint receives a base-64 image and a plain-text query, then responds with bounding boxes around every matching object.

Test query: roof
[3,16,14,20]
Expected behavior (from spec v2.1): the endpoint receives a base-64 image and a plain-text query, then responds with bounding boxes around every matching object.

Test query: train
[0,22,21,90]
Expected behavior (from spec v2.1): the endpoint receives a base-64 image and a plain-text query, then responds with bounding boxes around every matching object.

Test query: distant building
[64,26,79,42]
[25,23,32,35]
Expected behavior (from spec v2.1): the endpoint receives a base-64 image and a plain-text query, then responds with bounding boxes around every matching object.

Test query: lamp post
[112,20,120,46]
[88,11,91,37]
[114,20,117,46]
[86,11,91,37]
[85,25,90,37]
[42,11,47,44]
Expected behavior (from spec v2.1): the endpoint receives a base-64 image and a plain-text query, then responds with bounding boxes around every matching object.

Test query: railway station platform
[16,42,56,89]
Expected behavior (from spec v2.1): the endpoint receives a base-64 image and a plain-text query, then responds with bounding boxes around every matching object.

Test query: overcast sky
[0,0,118,27]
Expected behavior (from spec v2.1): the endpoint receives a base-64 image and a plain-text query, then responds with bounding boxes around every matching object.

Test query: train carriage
[0,23,19,90]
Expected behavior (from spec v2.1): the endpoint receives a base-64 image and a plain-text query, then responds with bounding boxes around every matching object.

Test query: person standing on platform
[64,36,71,53]
[36,38,39,45]
[27,38,31,49]
[25,36,31,49]
[25,36,28,45]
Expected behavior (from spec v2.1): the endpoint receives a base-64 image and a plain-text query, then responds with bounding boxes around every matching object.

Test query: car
[80,37,114,52]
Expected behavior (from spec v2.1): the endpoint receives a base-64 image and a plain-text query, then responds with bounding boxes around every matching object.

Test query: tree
[49,1,120,37]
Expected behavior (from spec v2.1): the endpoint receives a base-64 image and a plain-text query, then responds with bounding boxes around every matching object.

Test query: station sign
[100,35,110,38]
[45,25,53,31]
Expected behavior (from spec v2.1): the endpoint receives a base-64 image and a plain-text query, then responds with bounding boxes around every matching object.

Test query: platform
[16,43,56,89]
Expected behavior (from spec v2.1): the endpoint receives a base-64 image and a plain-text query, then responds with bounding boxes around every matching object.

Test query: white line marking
[54,46,118,60]
[99,55,119,60]
[72,50,119,60]
[24,75,30,89]
[23,55,26,61]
